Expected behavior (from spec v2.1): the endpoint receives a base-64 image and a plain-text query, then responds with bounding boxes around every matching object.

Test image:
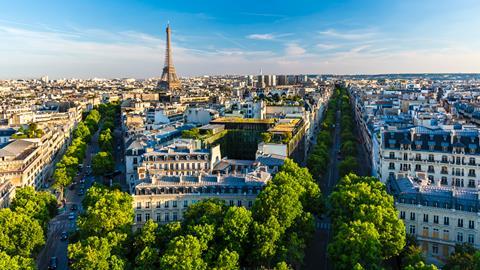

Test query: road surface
[304,109,342,270]
[37,127,101,270]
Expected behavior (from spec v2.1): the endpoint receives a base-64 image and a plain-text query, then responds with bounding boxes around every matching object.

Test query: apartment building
[380,125,480,190]
[389,176,480,263]
[132,166,271,229]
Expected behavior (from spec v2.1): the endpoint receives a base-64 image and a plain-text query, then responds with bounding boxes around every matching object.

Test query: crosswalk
[48,220,76,236]
[316,221,331,230]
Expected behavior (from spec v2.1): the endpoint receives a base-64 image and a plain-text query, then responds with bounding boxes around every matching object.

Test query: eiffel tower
[158,23,181,90]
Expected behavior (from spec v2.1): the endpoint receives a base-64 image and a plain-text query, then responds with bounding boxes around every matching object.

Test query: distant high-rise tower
[159,24,181,90]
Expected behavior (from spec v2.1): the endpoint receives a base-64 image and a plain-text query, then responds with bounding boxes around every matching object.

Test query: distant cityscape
[1,3,480,269]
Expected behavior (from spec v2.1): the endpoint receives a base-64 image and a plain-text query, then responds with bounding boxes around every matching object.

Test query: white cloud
[285,43,306,56]
[246,33,275,40]
[316,43,339,50]
[318,29,375,40]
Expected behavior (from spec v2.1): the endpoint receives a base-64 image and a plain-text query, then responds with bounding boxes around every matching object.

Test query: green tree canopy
[0,208,45,257]
[159,235,207,270]
[328,220,382,270]
[92,151,115,176]
[10,186,57,230]
[78,185,133,236]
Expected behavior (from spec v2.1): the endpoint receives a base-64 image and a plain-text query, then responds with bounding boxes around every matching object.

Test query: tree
[253,172,302,228]
[0,251,35,270]
[92,151,114,176]
[327,220,382,270]
[0,209,45,257]
[213,249,239,270]
[10,186,57,230]
[133,219,159,270]
[219,207,252,257]
[261,132,272,143]
[182,128,201,139]
[68,233,127,270]
[78,185,133,236]
[444,243,480,270]
[404,262,438,270]
[99,128,113,153]
[53,166,72,201]
[402,244,425,268]
[74,122,91,141]
[249,216,282,266]
[329,174,406,260]
[159,235,207,270]
[338,156,358,176]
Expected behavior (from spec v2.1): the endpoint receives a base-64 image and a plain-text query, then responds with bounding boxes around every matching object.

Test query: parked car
[48,257,57,270]
[60,231,68,241]
[69,184,76,190]
[68,212,75,220]
[70,204,78,211]
[77,188,84,196]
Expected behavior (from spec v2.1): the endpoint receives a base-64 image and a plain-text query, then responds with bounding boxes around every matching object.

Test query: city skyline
[1,0,480,79]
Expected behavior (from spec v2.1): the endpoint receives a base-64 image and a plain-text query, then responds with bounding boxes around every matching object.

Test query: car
[77,188,84,196]
[48,256,57,269]
[60,231,68,241]
[79,178,85,184]
[68,212,75,220]
[70,204,78,211]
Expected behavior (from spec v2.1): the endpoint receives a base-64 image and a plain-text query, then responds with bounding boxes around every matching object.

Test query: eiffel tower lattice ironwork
[159,24,181,90]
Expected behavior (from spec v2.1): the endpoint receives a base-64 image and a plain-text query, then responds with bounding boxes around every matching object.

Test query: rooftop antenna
[260,68,263,76]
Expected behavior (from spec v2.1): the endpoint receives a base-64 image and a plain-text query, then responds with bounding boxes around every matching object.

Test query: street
[36,127,101,270]
[304,109,342,270]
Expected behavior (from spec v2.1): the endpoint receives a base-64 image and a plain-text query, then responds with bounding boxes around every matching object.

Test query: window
[389,162,395,170]
[229,200,234,206]
[237,200,242,207]
[469,179,476,188]
[470,157,476,165]
[389,152,395,159]
[444,217,449,226]
[400,211,406,219]
[173,212,178,221]
[136,202,142,209]
[409,225,416,235]
[164,213,170,222]
[443,230,449,240]
[136,214,142,223]
[146,202,151,209]
[183,200,188,208]
[458,219,464,228]
[164,201,169,208]
[156,201,161,208]
[468,234,475,244]
[423,214,429,223]
[432,245,439,254]
[469,220,475,229]
[457,232,464,242]
[172,201,177,208]
[156,213,161,222]
[248,201,253,208]
[433,215,439,224]
[410,212,416,221]
[428,154,434,162]
[441,177,448,185]
[415,164,422,171]
[145,213,150,221]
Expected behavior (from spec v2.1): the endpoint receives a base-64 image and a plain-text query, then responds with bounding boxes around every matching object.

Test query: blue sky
[1,0,480,78]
